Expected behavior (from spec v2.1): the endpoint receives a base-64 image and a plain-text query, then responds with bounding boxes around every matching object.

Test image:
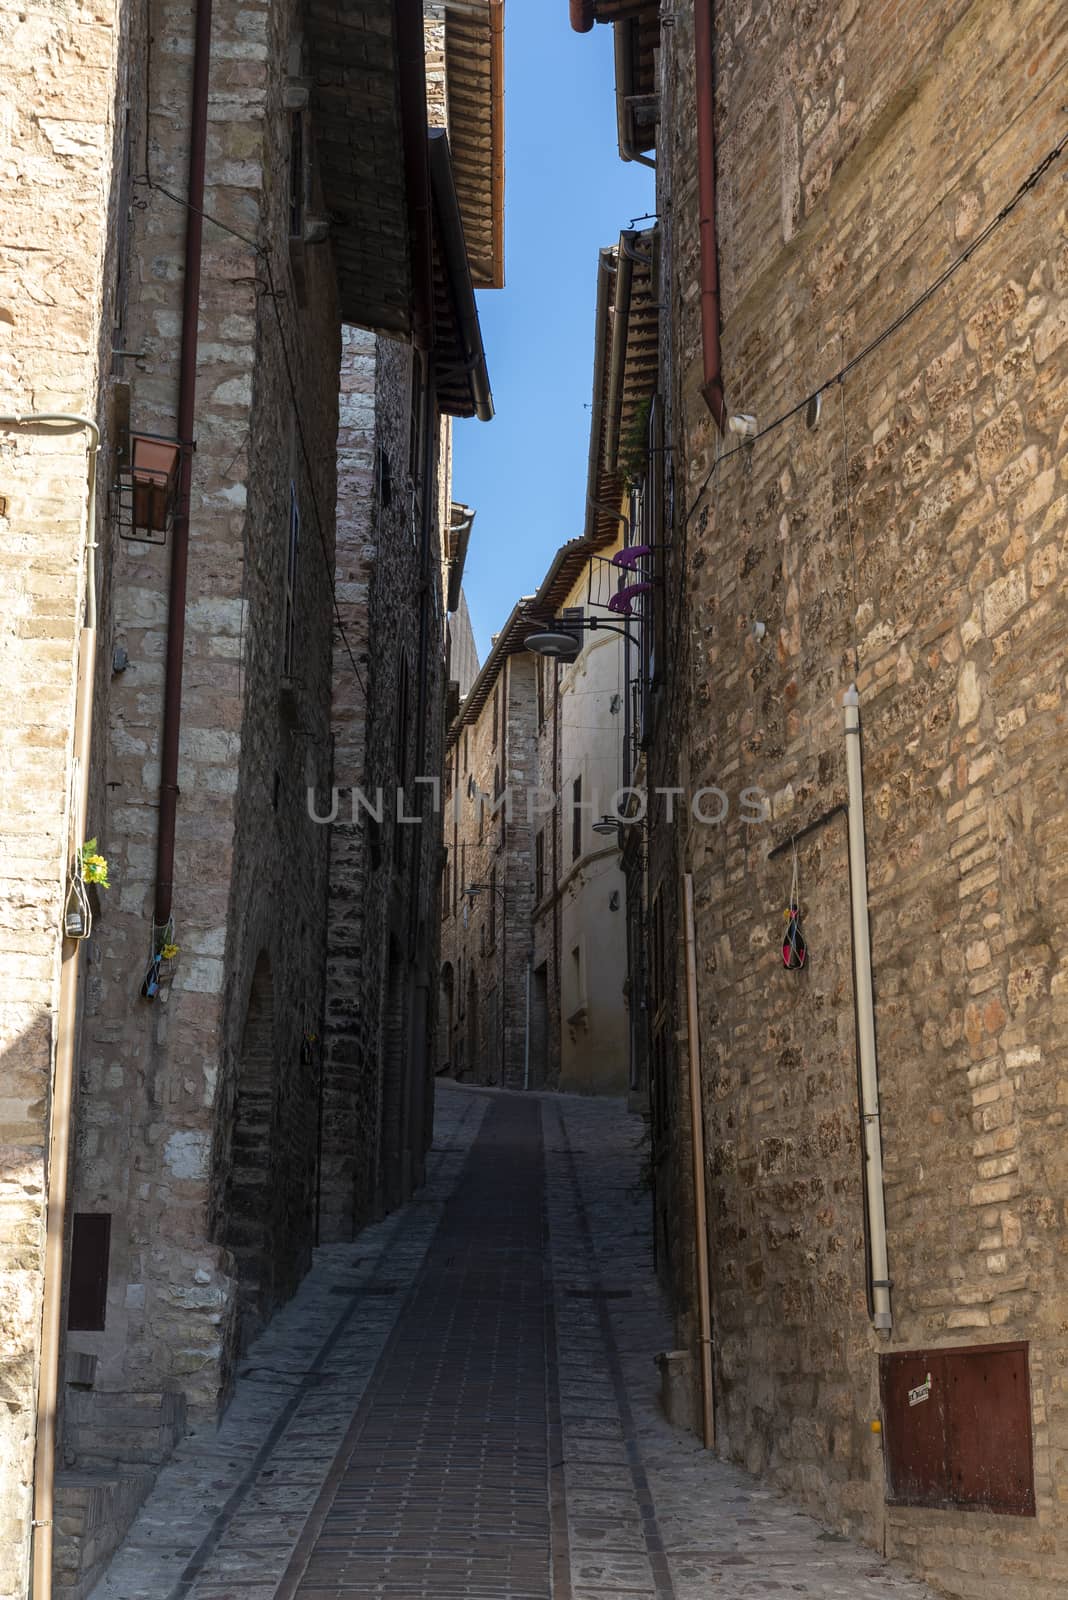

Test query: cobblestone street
[89,1086,939,1600]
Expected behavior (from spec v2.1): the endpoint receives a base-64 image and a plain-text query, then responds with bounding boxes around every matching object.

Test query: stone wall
[319,325,378,1240]
[60,0,340,1572]
[657,0,1068,1591]
[321,331,451,1229]
[442,652,537,1086]
[0,0,124,1591]
[531,654,563,1089]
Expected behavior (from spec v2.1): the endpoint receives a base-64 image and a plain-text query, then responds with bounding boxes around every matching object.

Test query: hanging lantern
[782,901,807,969]
[782,843,807,969]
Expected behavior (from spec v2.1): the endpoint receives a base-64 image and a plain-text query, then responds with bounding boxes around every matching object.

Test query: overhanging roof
[445,0,505,289]
[446,502,476,611]
[584,227,659,543]
[308,0,430,341]
[567,1,659,161]
[569,0,650,29]
[429,130,494,420]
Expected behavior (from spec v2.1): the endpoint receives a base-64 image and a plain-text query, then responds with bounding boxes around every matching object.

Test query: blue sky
[452,5,654,662]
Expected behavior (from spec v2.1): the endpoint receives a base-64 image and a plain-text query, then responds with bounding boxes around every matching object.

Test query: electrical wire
[683,122,1068,527]
[132,171,369,701]
[661,115,1067,739]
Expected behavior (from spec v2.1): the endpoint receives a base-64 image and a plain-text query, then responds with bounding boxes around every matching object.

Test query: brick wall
[656,0,1068,1590]
[0,0,123,1591]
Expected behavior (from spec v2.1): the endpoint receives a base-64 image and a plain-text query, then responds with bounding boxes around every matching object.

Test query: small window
[535,829,545,903]
[492,683,499,749]
[68,1213,111,1331]
[571,776,583,862]
[288,112,305,238]
[283,483,299,677]
[375,445,393,508]
[409,355,425,484]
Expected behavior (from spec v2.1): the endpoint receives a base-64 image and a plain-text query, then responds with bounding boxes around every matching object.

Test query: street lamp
[523,613,633,661]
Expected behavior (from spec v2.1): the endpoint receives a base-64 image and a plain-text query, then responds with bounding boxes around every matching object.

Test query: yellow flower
[160,942,180,960]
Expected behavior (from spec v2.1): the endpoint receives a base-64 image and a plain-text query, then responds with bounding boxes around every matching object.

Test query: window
[288,111,305,238]
[494,764,504,851]
[375,444,393,508]
[536,658,546,727]
[560,604,584,650]
[463,729,469,775]
[535,829,545,904]
[492,682,499,749]
[283,483,299,677]
[571,776,583,862]
[488,868,497,950]
[394,655,410,867]
[409,354,425,484]
[68,1213,111,1331]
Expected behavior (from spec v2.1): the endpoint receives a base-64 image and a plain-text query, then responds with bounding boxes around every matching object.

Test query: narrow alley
[86,1086,936,1600]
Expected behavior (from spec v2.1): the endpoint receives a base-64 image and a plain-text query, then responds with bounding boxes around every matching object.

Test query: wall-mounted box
[880,1342,1035,1516]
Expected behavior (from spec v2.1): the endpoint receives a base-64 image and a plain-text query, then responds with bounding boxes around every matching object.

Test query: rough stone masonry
[651,0,1068,1595]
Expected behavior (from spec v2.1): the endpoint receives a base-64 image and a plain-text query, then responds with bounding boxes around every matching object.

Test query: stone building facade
[441,638,538,1086]
[0,1,503,1596]
[0,2,126,1593]
[573,0,1068,1595]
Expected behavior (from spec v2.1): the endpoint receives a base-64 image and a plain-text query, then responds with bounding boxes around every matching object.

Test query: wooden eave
[584,228,659,542]
[445,0,505,289]
[307,0,416,336]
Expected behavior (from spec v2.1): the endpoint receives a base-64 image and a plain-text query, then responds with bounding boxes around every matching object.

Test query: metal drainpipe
[154,0,214,931]
[694,0,726,428]
[0,414,102,1600]
[843,685,893,1333]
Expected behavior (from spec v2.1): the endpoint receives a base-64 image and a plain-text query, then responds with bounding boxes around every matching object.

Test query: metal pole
[843,686,893,1332]
[682,873,715,1448]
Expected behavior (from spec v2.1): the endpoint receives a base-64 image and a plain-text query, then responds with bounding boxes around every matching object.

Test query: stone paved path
[91,1084,939,1600]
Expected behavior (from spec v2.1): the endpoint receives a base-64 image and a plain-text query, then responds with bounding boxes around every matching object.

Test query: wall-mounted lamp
[728,413,758,439]
[592,815,619,837]
[115,431,183,544]
[750,620,767,642]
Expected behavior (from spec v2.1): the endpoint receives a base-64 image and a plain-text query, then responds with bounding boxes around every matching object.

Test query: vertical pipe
[681,873,715,1448]
[694,0,726,429]
[843,686,893,1333]
[154,0,214,929]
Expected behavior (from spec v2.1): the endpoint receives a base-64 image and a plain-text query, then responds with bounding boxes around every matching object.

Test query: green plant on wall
[618,394,653,488]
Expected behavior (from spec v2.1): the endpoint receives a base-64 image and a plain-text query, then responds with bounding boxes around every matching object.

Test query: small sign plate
[909,1372,933,1407]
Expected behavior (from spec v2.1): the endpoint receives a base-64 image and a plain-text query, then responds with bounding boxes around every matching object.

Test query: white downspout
[843,685,893,1333]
